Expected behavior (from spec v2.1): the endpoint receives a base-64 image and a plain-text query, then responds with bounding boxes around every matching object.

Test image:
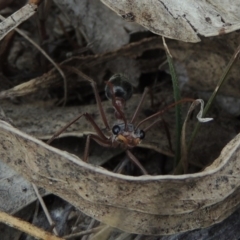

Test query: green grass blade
[188,45,240,150]
[165,49,182,167]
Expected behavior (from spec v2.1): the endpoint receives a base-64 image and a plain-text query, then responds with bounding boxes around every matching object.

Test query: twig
[82,219,96,240]
[0,37,163,100]
[115,232,132,240]
[0,14,68,106]
[134,235,143,240]
[89,225,114,240]
[64,226,103,239]
[0,3,37,40]
[32,183,59,236]
[0,210,63,240]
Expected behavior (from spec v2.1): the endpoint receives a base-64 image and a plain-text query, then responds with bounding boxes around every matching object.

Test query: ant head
[112,123,145,147]
[105,74,133,101]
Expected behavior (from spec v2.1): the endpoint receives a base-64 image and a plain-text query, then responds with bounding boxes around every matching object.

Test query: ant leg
[83,134,112,162]
[130,87,149,124]
[126,150,148,175]
[83,134,148,176]
[47,113,85,145]
[84,113,107,140]
[84,136,148,175]
[47,112,108,145]
[62,66,110,130]
[136,98,195,129]
[83,135,91,162]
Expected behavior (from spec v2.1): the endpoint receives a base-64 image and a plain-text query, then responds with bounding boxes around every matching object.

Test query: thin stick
[0,4,37,41]
[89,225,113,240]
[32,183,59,236]
[0,210,63,240]
[64,226,103,239]
[130,87,149,124]
[80,158,131,240]
[134,235,143,240]
[115,157,129,173]
[82,219,96,240]
[115,232,132,240]
[0,15,68,106]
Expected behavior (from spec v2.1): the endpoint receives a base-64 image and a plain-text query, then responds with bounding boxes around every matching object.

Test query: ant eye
[112,125,121,135]
[105,74,133,101]
[139,130,145,140]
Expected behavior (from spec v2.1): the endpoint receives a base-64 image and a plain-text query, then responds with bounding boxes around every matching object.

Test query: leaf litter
[0,0,240,239]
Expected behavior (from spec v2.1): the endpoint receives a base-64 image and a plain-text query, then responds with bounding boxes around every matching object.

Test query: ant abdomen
[105,74,133,101]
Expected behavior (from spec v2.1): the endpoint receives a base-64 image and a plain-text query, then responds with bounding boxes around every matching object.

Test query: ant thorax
[111,122,145,148]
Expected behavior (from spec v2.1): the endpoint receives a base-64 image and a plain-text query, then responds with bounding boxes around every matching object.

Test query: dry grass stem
[0,210,63,240]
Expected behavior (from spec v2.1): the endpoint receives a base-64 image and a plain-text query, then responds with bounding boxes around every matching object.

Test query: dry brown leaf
[54,0,145,53]
[0,161,47,213]
[1,33,240,100]
[0,90,237,220]
[1,119,240,235]
[170,32,240,97]
[0,37,164,100]
[101,0,240,42]
[1,92,236,167]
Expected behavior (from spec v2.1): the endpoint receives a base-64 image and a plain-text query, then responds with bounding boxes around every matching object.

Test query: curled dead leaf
[0,120,240,235]
[101,0,240,42]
